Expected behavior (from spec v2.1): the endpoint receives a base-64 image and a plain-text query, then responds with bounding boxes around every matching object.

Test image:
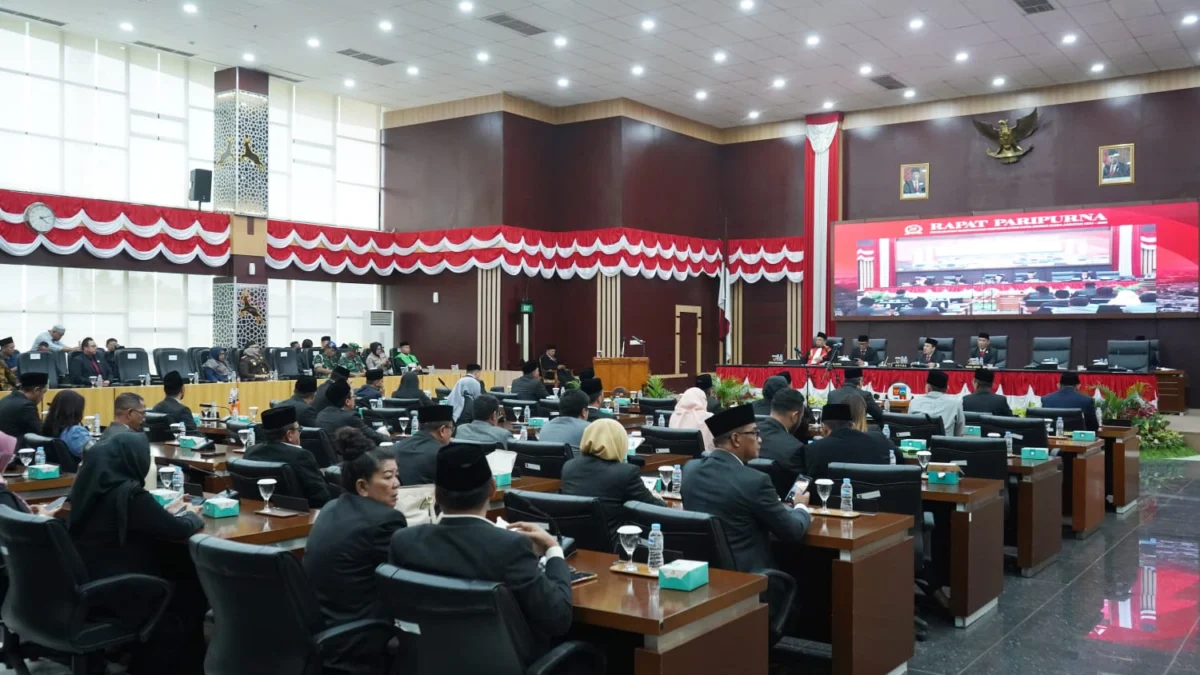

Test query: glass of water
[658,466,673,493]
[398,417,410,435]
[258,478,276,509]
[917,450,932,477]
[158,467,175,490]
[811,407,823,426]
[170,422,185,442]
[17,449,34,477]
[617,525,642,571]
[237,429,252,446]
[815,478,834,514]
[514,407,523,424]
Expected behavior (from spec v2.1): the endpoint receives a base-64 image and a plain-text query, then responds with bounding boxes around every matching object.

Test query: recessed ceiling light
[182,4,198,14]
[631,64,644,76]
[859,64,872,75]
[955,51,969,62]
[378,20,393,31]
[713,51,727,63]
[407,65,419,75]
[1061,33,1077,45]
[1183,14,1198,26]
[806,35,820,47]
[458,1,474,13]
[1090,62,1105,73]
[748,110,760,119]
[909,18,924,30]
[344,78,355,88]
[242,52,255,62]
[904,89,915,98]
[307,37,320,48]
[641,19,656,31]
[695,90,708,100]
[771,77,785,89]
[740,0,755,10]
[119,22,133,32]
[557,77,569,87]
[822,101,834,109]
[554,36,567,48]
[992,76,1006,87]
[476,51,489,62]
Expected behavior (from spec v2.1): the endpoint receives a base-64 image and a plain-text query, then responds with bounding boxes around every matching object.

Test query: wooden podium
[593,357,649,393]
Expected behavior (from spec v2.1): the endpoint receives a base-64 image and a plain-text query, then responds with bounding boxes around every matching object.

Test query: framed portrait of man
[900,163,929,200]
[1099,144,1134,185]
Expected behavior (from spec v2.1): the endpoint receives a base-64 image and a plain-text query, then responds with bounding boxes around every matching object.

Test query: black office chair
[227,348,241,371]
[638,426,705,458]
[0,506,173,675]
[1148,340,1160,369]
[824,336,845,352]
[21,433,79,473]
[964,411,992,427]
[189,534,395,675]
[52,351,70,382]
[227,458,302,500]
[1107,340,1151,372]
[1030,337,1072,367]
[142,412,176,443]
[747,458,795,500]
[269,348,301,379]
[969,335,1008,368]
[224,420,266,446]
[305,348,323,372]
[188,347,210,375]
[114,348,156,385]
[381,397,422,413]
[537,397,560,418]
[868,338,889,363]
[299,427,337,468]
[152,348,190,380]
[880,412,945,443]
[490,386,508,393]
[928,436,1008,480]
[637,397,676,418]
[1025,407,1088,433]
[917,337,956,362]
[376,564,605,675]
[434,387,451,401]
[17,351,60,388]
[979,416,1049,452]
[504,490,611,553]
[508,441,573,479]
[491,391,518,403]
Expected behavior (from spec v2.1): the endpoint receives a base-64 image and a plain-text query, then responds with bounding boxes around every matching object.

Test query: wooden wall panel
[620,118,723,239]
[382,272,478,367]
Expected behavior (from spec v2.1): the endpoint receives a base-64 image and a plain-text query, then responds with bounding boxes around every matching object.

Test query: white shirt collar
[439,513,492,524]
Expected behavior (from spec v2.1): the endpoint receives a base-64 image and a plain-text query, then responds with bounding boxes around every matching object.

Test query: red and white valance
[0,189,230,266]
[727,236,805,283]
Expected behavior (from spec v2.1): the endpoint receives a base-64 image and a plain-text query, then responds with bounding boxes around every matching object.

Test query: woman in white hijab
[446,375,481,425]
[669,387,715,451]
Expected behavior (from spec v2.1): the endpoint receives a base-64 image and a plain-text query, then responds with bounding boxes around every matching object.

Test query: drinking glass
[617,525,642,571]
[249,406,259,422]
[159,467,175,490]
[815,478,834,514]
[514,407,524,424]
[17,449,34,477]
[811,408,823,425]
[258,478,277,509]
[645,415,653,427]
[399,417,410,435]
[170,422,186,442]
[658,467,674,493]
[370,398,382,410]
[237,429,252,446]
[917,450,932,477]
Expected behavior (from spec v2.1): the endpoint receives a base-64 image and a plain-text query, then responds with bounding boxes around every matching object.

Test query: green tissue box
[927,470,959,485]
[964,425,981,437]
[202,497,239,518]
[616,397,631,407]
[527,417,548,429]
[237,415,250,423]
[1021,447,1050,460]
[27,464,60,480]
[493,472,512,487]
[658,560,709,591]
[900,439,927,451]
[179,436,204,449]
[150,489,180,506]
[1071,431,1097,442]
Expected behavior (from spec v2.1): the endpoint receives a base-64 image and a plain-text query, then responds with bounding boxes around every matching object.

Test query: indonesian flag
[718,247,732,362]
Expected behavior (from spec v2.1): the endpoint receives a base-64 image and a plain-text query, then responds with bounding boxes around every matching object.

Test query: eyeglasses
[733,429,761,440]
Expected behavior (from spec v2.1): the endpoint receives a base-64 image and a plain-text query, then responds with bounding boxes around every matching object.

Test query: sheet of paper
[487,449,517,475]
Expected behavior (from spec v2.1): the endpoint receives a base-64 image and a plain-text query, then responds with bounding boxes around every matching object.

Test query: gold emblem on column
[215,136,235,168]
[972,109,1038,163]
[239,136,265,170]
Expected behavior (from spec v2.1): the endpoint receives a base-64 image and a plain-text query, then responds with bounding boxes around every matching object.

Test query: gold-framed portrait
[900,163,929,200]
[1099,143,1134,185]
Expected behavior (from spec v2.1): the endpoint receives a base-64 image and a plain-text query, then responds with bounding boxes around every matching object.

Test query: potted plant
[1092,382,1149,427]
[710,376,751,408]
[642,375,673,399]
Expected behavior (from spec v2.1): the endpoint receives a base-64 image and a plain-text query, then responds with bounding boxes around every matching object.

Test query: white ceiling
[5,0,1200,128]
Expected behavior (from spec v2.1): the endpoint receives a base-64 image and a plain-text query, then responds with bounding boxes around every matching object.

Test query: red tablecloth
[716,365,1157,400]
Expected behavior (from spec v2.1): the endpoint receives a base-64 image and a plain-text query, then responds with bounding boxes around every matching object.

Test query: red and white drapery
[0,189,230,266]
[803,112,843,344]
[265,221,723,279]
[727,236,805,283]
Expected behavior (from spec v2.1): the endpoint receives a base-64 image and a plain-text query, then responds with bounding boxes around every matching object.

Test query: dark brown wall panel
[498,274,596,371]
[739,281,788,363]
[502,112,555,231]
[720,136,807,238]
[552,118,623,232]
[844,88,1200,221]
[382,271,477,367]
[381,113,504,232]
[620,118,723,239]
[621,276,719,390]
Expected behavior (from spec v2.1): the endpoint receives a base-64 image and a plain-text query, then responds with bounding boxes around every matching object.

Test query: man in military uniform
[338,343,367,377]
[314,343,339,376]
[238,342,270,380]
[0,338,17,391]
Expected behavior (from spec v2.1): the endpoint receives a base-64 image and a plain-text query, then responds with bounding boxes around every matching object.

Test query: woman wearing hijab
[67,434,207,674]
[201,346,233,382]
[0,432,30,513]
[751,375,789,417]
[364,342,392,375]
[389,370,432,407]
[447,375,481,426]
[669,387,716,452]
[562,419,664,541]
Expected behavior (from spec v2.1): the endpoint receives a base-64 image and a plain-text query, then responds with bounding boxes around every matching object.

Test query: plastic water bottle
[1055,417,1064,437]
[657,412,666,427]
[246,426,256,447]
[884,398,891,412]
[889,448,897,465]
[1004,431,1013,454]
[647,524,665,571]
[519,426,528,442]
[882,423,891,440]
[91,415,101,435]
[671,464,682,494]
[34,446,45,466]
[839,477,854,513]
[613,398,620,415]
[172,466,184,493]
[523,405,531,423]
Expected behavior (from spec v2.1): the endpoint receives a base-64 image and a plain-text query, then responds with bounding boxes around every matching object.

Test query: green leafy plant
[711,375,752,408]
[1092,382,1150,422]
[642,375,673,399]
[562,379,580,390]
[805,394,827,409]
[1134,413,1192,458]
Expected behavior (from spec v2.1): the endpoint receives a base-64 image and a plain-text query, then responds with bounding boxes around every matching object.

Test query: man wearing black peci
[969,333,999,366]
[827,367,883,425]
[1040,371,1099,432]
[962,369,1012,417]
[916,338,939,366]
[850,335,879,366]
[245,406,333,508]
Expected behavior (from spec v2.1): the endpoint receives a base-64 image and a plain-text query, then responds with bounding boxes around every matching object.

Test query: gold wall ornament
[972,108,1038,164]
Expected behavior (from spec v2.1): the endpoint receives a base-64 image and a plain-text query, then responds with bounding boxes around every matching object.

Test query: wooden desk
[1098,426,1139,513]
[150,442,234,472]
[569,549,768,675]
[635,454,691,473]
[593,357,650,394]
[6,473,75,502]
[1048,437,1105,539]
[1007,457,1063,577]
[201,498,316,547]
[1155,369,1188,414]
[922,478,1004,627]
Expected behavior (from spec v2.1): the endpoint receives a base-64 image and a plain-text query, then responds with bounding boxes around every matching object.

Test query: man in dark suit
[68,337,112,387]
[696,374,721,413]
[390,404,454,485]
[850,335,879,366]
[680,404,811,572]
[312,366,350,415]
[757,388,807,485]
[538,344,561,383]
[245,406,333,508]
[915,337,939,366]
[751,376,789,417]
[316,380,391,446]
[802,403,892,490]
[961,369,1011,417]
[827,367,883,424]
[579,377,614,420]
[99,392,145,441]
[1102,148,1130,180]
[511,360,550,402]
[969,333,999,366]
[354,369,385,404]
[276,375,319,427]
[0,372,48,441]
[389,443,573,652]
[1040,372,1099,431]
[150,371,196,431]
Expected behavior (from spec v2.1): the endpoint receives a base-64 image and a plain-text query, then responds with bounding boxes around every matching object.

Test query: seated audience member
[314,343,339,377]
[320,336,335,349]
[827,367,883,424]
[103,338,121,374]
[0,372,49,440]
[1024,285,1055,304]
[668,387,715,451]
[100,392,146,440]
[238,342,270,380]
[562,418,664,537]
[577,368,595,381]
[69,337,112,386]
[511,360,550,401]
[454,394,512,448]
[151,371,197,432]
[0,337,16,391]
[304,446,405,675]
[201,346,233,382]
[806,332,832,365]
[851,335,879,366]
[0,432,54,514]
[42,389,93,458]
[393,341,420,371]
[900,296,940,316]
[1061,295,1096,313]
[289,341,301,350]
[961,369,1012,417]
[389,443,574,651]
[30,323,75,354]
[1040,371,1099,432]
[757,388,807,479]
[317,380,391,446]
[339,343,367,377]
[538,344,560,381]
[364,342,392,375]
[391,404,454,485]
[67,434,207,674]
[855,296,882,316]
[1,336,18,373]
[35,342,50,353]
[907,369,965,436]
[969,333,999,365]
[696,374,721,414]
[390,370,432,407]
[277,375,319,427]
[751,375,789,417]
[245,406,332,508]
[582,377,614,420]
[915,338,939,366]
[354,369,386,404]
[446,374,481,425]
[313,366,351,414]
[681,405,811,572]
[535,389,590,454]
[802,400,893,484]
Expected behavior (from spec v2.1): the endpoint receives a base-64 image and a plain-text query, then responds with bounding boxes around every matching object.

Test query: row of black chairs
[813,335,1159,371]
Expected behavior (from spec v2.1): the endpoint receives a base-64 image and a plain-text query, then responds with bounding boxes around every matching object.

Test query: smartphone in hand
[785,475,811,505]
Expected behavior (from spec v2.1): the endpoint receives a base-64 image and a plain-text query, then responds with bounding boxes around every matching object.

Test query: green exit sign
[519,299,534,314]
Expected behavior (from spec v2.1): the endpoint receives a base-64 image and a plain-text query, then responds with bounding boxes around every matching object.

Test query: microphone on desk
[437,378,447,388]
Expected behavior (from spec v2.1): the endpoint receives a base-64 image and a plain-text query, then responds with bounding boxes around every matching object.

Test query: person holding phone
[757,388,808,493]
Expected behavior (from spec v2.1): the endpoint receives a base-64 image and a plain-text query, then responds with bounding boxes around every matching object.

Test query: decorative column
[802,112,843,342]
[212,276,268,348]
[213,67,269,217]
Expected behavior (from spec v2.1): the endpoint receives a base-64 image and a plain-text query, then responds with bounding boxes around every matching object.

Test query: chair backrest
[1107,340,1151,372]
[827,463,923,524]
[536,397,560,418]
[979,416,1049,451]
[0,506,91,652]
[299,427,337,468]
[225,421,266,446]
[114,348,152,383]
[435,387,451,401]
[503,490,611,553]
[188,347,210,374]
[188,534,324,675]
[928,436,1008,481]
[142,411,175,442]
[21,433,78,472]
[18,351,58,388]
[375,564,541,675]
[637,398,677,417]
[917,337,955,362]
[381,397,422,413]
[227,458,302,499]
[361,408,407,435]
[1031,337,1072,366]
[964,411,991,427]
[747,458,795,500]
[269,348,301,378]
[868,338,888,362]
[52,351,69,379]
[1025,407,1088,432]
[1148,340,1160,368]
[153,348,190,379]
[622,501,737,570]
[508,441,573,478]
[880,412,945,442]
[970,335,1008,368]
[489,386,507,393]
[639,426,705,458]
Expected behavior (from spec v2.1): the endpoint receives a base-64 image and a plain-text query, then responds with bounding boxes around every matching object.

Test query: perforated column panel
[596,274,622,358]
[786,281,803,355]
[476,268,501,370]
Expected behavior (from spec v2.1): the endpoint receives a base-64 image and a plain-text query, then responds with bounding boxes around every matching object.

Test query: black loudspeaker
[189,168,212,203]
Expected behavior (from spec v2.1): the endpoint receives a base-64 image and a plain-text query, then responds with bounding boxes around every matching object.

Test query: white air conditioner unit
[363,310,394,351]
